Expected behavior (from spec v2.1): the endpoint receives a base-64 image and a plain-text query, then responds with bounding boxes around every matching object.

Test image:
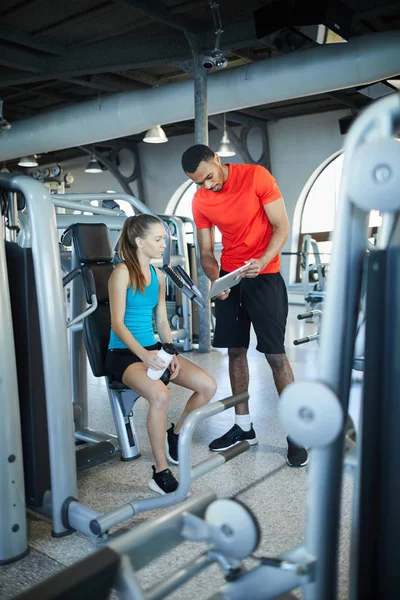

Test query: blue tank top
[108,264,158,349]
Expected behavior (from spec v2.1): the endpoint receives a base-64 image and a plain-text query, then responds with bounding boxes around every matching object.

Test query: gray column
[194,64,211,352]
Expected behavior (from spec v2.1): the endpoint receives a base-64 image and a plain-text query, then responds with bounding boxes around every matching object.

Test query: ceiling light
[18,155,39,167]
[217,114,236,157]
[143,125,168,144]
[85,154,103,173]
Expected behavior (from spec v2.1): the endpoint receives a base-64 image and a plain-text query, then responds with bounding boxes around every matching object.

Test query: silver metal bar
[74,428,119,445]
[191,442,249,480]
[57,214,127,230]
[216,562,307,600]
[146,552,213,600]
[52,198,124,217]
[109,492,216,564]
[191,454,225,479]
[67,294,98,328]
[116,555,146,600]
[107,388,140,460]
[0,213,28,564]
[7,191,18,242]
[70,245,88,431]
[91,393,248,534]
[67,501,102,537]
[0,174,77,535]
[158,215,192,351]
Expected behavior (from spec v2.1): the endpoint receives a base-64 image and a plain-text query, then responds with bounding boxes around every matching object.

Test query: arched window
[165,180,222,243]
[292,151,381,283]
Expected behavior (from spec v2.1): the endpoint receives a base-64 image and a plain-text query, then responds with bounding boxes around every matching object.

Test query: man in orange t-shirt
[181,144,308,468]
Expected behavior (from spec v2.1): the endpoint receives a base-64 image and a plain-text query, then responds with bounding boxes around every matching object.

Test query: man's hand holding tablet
[208,264,251,300]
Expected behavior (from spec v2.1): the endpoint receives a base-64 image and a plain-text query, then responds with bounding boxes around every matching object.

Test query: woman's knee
[198,375,217,400]
[149,388,170,412]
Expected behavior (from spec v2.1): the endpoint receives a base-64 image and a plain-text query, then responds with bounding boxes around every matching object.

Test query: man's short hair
[181,144,215,174]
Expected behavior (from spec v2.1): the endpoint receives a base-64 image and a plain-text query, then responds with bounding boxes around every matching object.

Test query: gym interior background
[1,1,400,599]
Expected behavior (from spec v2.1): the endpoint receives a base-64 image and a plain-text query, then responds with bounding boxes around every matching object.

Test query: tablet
[208,265,249,299]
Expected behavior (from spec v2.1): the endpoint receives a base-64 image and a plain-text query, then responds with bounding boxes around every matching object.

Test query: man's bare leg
[209,346,257,450]
[265,353,294,396]
[228,347,249,414]
[266,353,308,466]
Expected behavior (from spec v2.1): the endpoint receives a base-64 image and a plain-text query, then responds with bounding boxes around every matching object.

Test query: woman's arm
[154,268,173,345]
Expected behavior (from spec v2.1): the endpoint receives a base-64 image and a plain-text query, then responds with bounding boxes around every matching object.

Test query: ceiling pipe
[0,30,399,162]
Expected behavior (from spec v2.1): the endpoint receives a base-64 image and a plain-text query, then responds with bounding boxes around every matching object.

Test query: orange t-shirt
[192,163,282,274]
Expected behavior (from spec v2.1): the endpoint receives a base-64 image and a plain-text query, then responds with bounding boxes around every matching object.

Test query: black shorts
[213,271,288,354]
[105,342,162,384]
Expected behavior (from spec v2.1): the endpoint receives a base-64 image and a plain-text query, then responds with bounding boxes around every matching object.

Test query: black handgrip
[297,312,314,320]
[175,264,195,288]
[83,267,96,298]
[62,267,81,288]
[163,265,184,288]
[219,392,249,410]
[294,337,311,345]
[221,441,250,462]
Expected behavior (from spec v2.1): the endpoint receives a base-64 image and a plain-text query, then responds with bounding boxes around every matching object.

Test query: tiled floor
[0,307,358,600]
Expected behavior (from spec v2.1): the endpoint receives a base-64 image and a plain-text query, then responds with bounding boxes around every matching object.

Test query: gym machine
[0,173,249,559]
[280,92,400,600]
[0,192,28,564]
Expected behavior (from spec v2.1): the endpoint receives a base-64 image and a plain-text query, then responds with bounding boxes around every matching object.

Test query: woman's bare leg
[170,356,217,434]
[122,363,170,472]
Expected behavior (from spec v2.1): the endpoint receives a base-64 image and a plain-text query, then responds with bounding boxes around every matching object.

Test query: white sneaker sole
[210,437,258,452]
[148,479,166,495]
[286,456,309,468]
[165,432,179,465]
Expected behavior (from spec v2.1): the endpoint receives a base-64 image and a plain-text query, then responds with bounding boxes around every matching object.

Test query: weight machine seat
[67,223,122,381]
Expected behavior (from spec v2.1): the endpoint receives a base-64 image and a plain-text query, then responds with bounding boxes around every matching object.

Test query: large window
[295,152,381,282]
[166,181,222,243]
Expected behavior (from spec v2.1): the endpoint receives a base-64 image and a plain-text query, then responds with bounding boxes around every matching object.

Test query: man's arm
[197,228,220,282]
[242,197,289,278]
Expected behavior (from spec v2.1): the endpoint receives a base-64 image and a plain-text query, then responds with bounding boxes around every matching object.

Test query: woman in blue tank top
[105,214,216,495]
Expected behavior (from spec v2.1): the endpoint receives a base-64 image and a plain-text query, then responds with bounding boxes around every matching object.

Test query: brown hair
[119,214,163,292]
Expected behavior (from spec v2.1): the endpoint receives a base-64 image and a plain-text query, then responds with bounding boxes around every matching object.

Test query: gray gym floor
[0,306,357,600]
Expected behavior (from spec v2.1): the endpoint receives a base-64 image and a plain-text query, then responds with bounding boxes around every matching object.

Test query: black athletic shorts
[105,342,162,384]
[213,271,288,354]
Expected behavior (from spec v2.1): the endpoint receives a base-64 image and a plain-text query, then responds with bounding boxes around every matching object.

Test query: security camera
[203,55,215,69]
[214,53,228,69]
[202,50,228,70]
[0,118,11,130]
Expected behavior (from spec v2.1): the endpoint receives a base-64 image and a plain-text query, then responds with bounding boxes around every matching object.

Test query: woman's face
[138,222,166,259]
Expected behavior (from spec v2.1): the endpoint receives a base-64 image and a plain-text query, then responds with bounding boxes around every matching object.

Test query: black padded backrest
[68,223,114,377]
[5,242,51,507]
[84,304,112,377]
[69,223,113,264]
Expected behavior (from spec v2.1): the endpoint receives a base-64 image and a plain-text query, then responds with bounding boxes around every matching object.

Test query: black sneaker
[166,423,179,465]
[148,465,178,495]
[209,424,258,452]
[286,437,309,468]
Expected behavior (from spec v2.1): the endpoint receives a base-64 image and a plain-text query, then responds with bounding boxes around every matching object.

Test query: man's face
[186,155,225,192]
